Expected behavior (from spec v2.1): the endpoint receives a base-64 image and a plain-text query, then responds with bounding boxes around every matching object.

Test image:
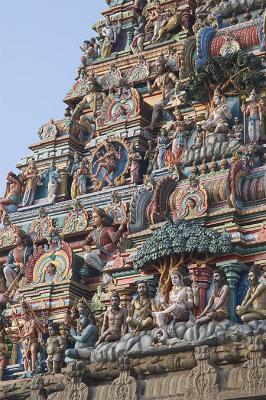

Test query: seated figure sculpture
[195,270,229,325]
[202,90,232,139]
[96,291,127,346]
[154,270,198,332]
[83,206,126,273]
[127,281,154,332]
[65,298,98,363]
[236,265,266,322]
[0,172,22,222]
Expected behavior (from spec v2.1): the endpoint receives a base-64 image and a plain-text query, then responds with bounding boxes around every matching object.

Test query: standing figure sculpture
[83,206,126,273]
[154,270,198,332]
[99,16,121,58]
[129,145,142,184]
[127,281,154,332]
[0,172,22,222]
[3,228,33,294]
[241,89,264,143]
[131,15,146,53]
[21,158,42,207]
[146,53,179,131]
[45,163,61,203]
[46,323,66,374]
[69,153,88,199]
[195,270,229,325]
[236,265,266,322]
[65,298,98,363]
[96,291,127,346]
[93,142,121,187]
[144,141,157,175]
[71,77,106,138]
[157,128,171,169]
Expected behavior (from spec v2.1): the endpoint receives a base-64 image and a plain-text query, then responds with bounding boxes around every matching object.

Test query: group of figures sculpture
[0,0,265,395]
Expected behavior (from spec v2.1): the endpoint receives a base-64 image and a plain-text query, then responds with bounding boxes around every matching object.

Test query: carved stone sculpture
[0,172,22,221]
[129,145,142,184]
[99,16,121,58]
[45,164,61,203]
[46,323,66,374]
[241,89,264,143]
[236,265,266,322]
[130,15,146,53]
[68,152,89,199]
[126,281,154,332]
[156,128,172,169]
[96,291,127,346]
[65,298,98,363]
[75,38,99,80]
[21,158,42,207]
[195,270,229,325]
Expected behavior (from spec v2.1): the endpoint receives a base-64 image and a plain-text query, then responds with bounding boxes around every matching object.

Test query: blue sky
[0,0,106,194]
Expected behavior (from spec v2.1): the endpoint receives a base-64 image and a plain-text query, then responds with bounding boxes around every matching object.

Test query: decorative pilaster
[217,260,248,322]
[188,264,213,316]
[58,168,69,200]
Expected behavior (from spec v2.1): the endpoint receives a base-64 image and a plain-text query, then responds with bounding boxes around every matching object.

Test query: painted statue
[45,163,61,203]
[129,145,142,184]
[131,15,146,53]
[3,228,33,294]
[83,206,126,272]
[228,117,243,142]
[21,158,42,207]
[65,298,98,363]
[241,89,264,143]
[145,1,171,43]
[190,124,204,149]
[146,53,179,131]
[96,291,127,346]
[75,38,99,80]
[46,323,66,374]
[99,16,121,58]
[144,141,158,175]
[157,128,172,169]
[154,270,198,332]
[195,270,229,325]
[236,265,266,322]
[127,281,154,332]
[93,142,122,187]
[0,172,22,222]
[71,77,106,137]
[202,91,232,135]
[69,152,89,199]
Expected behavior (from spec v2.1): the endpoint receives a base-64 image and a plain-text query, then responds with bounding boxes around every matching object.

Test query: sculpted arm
[128,299,135,318]
[240,288,252,307]
[72,96,89,118]
[197,292,214,317]
[244,284,265,307]
[101,312,109,336]
[23,320,37,339]
[182,288,194,309]
[71,325,96,343]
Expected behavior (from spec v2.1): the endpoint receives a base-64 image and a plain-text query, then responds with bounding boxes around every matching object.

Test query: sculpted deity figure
[44,163,61,203]
[145,1,171,43]
[190,124,204,149]
[236,265,266,322]
[228,117,243,142]
[99,16,121,59]
[68,152,89,199]
[0,172,22,222]
[42,262,57,284]
[46,323,66,374]
[71,77,106,137]
[83,206,126,273]
[146,53,179,131]
[157,128,172,169]
[127,281,154,332]
[9,300,45,377]
[129,145,142,184]
[0,331,8,381]
[3,228,33,293]
[154,271,198,332]
[130,15,146,53]
[93,142,122,187]
[144,140,158,175]
[96,291,127,346]
[65,298,98,363]
[195,270,229,325]
[241,89,264,143]
[21,158,42,207]
[202,91,232,136]
[75,38,99,80]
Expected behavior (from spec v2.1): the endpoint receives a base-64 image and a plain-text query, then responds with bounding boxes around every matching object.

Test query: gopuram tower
[0,0,266,399]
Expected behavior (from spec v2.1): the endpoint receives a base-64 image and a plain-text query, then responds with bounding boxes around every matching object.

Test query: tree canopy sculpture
[133,220,232,296]
[184,50,262,102]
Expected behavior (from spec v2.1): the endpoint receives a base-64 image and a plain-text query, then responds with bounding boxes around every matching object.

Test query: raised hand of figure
[70,327,77,338]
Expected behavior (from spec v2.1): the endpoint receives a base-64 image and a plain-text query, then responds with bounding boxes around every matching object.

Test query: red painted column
[188,263,213,316]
